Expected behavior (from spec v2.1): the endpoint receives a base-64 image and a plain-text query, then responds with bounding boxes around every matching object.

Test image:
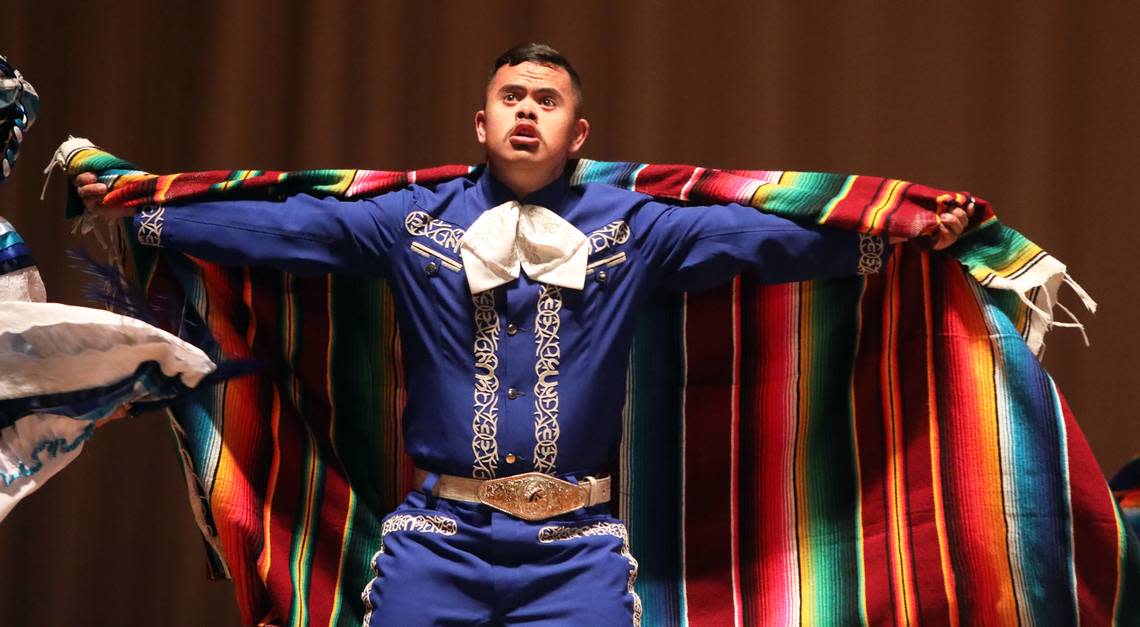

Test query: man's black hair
[488,43,583,114]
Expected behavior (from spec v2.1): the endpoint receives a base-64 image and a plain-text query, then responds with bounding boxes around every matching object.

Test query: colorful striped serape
[60,140,1138,626]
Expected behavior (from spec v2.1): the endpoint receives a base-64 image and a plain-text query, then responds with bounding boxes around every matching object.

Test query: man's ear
[569,118,590,155]
[475,110,487,145]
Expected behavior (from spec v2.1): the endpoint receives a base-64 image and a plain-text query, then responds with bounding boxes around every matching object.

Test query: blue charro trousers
[362,489,642,626]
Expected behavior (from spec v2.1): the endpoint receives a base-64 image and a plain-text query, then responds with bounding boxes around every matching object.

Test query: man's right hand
[74,172,133,219]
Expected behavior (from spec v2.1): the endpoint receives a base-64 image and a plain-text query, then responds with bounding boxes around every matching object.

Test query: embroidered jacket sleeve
[131,190,413,276]
[635,200,888,292]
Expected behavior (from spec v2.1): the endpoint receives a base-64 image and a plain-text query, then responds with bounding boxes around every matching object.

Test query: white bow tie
[458,200,589,294]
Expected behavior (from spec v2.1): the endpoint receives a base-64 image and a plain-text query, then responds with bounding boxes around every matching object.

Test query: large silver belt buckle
[477,472,586,521]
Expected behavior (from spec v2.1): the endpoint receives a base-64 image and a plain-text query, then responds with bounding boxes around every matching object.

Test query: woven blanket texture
[58,139,1138,627]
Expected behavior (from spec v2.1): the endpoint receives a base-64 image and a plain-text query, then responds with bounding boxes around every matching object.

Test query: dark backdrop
[2,2,1137,625]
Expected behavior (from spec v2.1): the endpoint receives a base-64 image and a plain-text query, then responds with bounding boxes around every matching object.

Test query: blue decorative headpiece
[0,54,39,183]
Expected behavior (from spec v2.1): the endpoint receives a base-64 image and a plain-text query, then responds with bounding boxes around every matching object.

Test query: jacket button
[425,261,439,275]
[507,387,520,399]
[595,270,608,283]
[507,323,518,336]
[505,453,518,464]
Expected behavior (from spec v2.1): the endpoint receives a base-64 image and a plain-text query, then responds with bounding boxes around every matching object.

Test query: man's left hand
[888,198,976,249]
[932,199,975,250]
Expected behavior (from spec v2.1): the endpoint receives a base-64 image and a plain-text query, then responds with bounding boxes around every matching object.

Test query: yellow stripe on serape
[795,283,816,626]
[216,170,259,192]
[988,244,1046,280]
[850,278,871,626]
[867,180,907,234]
[326,170,358,196]
[155,174,176,204]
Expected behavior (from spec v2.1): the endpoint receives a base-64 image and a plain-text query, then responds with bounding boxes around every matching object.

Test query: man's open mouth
[509,123,540,147]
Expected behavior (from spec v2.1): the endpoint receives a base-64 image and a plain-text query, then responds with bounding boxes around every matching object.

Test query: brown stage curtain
[1,2,1137,625]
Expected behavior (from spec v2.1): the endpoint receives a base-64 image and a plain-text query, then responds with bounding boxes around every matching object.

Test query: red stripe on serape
[682,285,740,626]
[293,275,349,627]
[254,272,310,626]
[880,252,920,625]
[411,164,473,187]
[853,263,896,624]
[740,282,801,623]
[1061,391,1122,627]
[689,170,762,205]
[630,164,699,200]
[821,178,943,239]
[894,249,954,624]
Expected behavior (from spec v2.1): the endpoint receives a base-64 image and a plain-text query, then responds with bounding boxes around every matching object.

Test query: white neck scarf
[458,200,588,294]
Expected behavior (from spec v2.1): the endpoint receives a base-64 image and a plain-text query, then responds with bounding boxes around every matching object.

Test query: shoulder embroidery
[587,220,631,255]
[405,211,465,254]
[137,206,165,247]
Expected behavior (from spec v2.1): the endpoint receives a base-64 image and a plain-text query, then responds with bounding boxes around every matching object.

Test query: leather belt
[413,468,611,521]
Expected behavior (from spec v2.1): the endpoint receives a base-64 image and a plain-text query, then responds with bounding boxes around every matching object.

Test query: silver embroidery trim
[405,211,465,254]
[587,220,631,255]
[137,206,165,247]
[538,521,643,626]
[532,285,562,474]
[471,291,502,479]
[360,513,459,626]
[857,233,885,275]
[380,513,458,548]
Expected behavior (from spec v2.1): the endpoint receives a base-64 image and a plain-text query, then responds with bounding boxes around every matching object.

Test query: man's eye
[504,94,517,102]
[542,98,555,107]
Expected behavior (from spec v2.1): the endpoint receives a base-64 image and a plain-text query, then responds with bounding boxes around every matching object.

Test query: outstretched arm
[74,172,408,276]
[637,198,972,293]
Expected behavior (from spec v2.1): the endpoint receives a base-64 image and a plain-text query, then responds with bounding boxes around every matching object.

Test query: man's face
[476,61,589,174]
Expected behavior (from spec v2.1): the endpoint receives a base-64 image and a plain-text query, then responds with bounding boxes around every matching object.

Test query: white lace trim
[471,291,501,479]
[532,285,562,474]
[137,206,164,247]
[538,521,643,626]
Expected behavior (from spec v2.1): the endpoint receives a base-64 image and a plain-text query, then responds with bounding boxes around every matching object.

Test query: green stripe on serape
[799,278,864,622]
[327,276,393,626]
[755,172,855,220]
[624,290,687,626]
